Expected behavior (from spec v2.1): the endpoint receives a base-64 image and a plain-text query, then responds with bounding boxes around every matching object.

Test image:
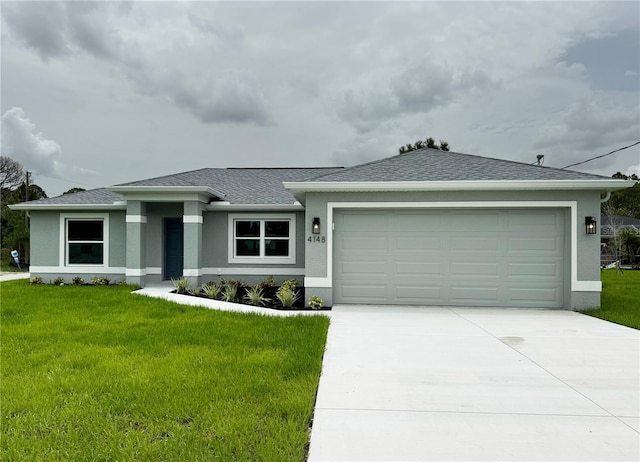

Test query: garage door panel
[450,237,499,251]
[339,284,387,301]
[340,236,387,251]
[508,262,560,277]
[450,286,500,301]
[333,209,565,307]
[340,260,387,275]
[341,213,388,231]
[394,285,444,303]
[507,287,561,304]
[395,261,442,276]
[395,236,442,251]
[450,262,499,276]
[450,212,500,228]
[508,237,560,252]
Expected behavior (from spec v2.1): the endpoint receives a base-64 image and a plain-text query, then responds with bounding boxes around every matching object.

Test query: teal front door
[164,218,183,280]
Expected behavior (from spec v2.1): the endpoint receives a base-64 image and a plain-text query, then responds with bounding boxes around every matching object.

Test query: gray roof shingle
[116,167,344,204]
[14,188,125,206]
[308,148,613,182]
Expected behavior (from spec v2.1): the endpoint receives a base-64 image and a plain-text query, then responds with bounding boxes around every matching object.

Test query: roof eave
[108,185,224,197]
[9,202,127,211]
[283,180,633,203]
[284,179,632,192]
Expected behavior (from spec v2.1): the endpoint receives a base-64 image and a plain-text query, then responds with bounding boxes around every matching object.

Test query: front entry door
[164,218,183,280]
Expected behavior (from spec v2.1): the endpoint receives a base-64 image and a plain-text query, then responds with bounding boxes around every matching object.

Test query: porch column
[126,201,147,286]
[183,201,205,288]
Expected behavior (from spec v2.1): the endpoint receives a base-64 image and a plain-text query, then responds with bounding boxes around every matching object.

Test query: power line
[32,172,102,189]
[561,141,640,169]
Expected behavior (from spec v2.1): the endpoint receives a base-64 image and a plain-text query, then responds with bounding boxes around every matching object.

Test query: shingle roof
[308,148,613,182]
[14,188,125,206]
[116,168,344,204]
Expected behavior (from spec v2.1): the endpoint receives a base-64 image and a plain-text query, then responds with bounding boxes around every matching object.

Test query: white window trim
[227,213,296,265]
[60,213,110,267]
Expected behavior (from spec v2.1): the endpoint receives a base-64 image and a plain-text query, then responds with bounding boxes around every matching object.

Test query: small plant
[52,277,65,285]
[91,276,110,286]
[72,276,85,285]
[256,275,276,291]
[222,284,238,303]
[30,276,43,285]
[172,277,190,294]
[308,295,323,310]
[244,286,270,306]
[117,279,128,286]
[276,287,300,308]
[279,279,298,292]
[202,282,221,299]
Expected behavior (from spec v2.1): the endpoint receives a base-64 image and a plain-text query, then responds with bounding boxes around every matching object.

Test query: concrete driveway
[308,305,640,461]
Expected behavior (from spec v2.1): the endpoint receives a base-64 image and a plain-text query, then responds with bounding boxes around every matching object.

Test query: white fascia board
[206,203,304,211]
[9,203,126,211]
[108,186,224,201]
[283,179,633,193]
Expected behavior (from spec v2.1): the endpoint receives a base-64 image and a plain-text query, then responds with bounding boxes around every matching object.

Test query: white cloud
[1,107,62,176]
[626,164,640,177]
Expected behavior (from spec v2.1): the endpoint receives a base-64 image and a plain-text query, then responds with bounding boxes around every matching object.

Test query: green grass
[0,280,330,461]
[581,270,640,329]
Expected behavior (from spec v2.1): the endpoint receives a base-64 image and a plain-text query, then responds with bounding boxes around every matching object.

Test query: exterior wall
[199,210,306,286]
[29,211,61,267]
[304,189,603,310]
[29,210,126,283]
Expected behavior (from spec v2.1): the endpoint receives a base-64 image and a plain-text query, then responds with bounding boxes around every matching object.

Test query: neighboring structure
[11,148,632,309]
[600,214,640,266]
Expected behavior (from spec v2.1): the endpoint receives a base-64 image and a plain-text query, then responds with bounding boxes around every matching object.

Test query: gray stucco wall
[140,205,305,286]
[28,210,126,283]
[29,211,60,266]
[199,210,306,286]
[303,189,603,310]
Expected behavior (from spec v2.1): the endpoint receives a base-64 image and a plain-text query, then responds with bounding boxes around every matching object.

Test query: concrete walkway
[0,271,30,282]
[308,305,640,461]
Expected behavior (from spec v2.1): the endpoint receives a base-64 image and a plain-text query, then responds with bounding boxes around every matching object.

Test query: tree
[0,156,24,204]
[63,187,86,195]
[399,137,450,154]
[603,172,640,218]
[0,180,47,265]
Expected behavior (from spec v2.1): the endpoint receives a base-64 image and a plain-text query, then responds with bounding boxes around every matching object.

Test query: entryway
[164,217,183,280]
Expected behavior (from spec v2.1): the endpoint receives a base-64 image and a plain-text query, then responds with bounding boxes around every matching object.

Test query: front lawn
[0,280,330,461]
[581,270,640,330]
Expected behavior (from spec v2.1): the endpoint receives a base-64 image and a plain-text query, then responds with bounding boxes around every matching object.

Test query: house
[11,148,632,310]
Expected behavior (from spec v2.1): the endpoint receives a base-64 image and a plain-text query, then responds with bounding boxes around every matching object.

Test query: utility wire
[561,141,640,169]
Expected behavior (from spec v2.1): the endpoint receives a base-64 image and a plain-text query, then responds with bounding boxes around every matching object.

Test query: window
[228,214,296,264]
[65,217,106,265]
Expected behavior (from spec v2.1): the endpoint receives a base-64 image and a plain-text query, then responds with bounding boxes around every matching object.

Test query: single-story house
[11,148,633,309]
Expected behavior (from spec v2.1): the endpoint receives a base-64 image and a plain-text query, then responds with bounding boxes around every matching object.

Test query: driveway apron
[308,305,640,461]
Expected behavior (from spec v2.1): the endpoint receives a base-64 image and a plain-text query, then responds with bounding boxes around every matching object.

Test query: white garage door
[333,209,565,307]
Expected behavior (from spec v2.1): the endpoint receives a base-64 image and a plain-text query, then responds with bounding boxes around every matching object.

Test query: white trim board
[203,267,305,276]
[303,201,601,293]
[31,266,126,275]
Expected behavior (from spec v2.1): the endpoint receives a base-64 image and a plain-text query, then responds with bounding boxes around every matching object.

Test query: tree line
[1,156,84,266]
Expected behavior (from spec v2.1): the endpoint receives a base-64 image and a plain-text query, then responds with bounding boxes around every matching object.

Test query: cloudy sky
[1,1,639,197]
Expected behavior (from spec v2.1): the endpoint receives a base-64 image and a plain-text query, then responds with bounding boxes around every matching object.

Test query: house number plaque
[308,236,326,243]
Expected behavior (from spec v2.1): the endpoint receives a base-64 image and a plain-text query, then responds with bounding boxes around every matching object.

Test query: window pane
[265,221,289,237]
[68,220,103,241]
[69,243,104,264]
[236,239,260,256]
[236,221,260,237]
[265,239,289,257]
